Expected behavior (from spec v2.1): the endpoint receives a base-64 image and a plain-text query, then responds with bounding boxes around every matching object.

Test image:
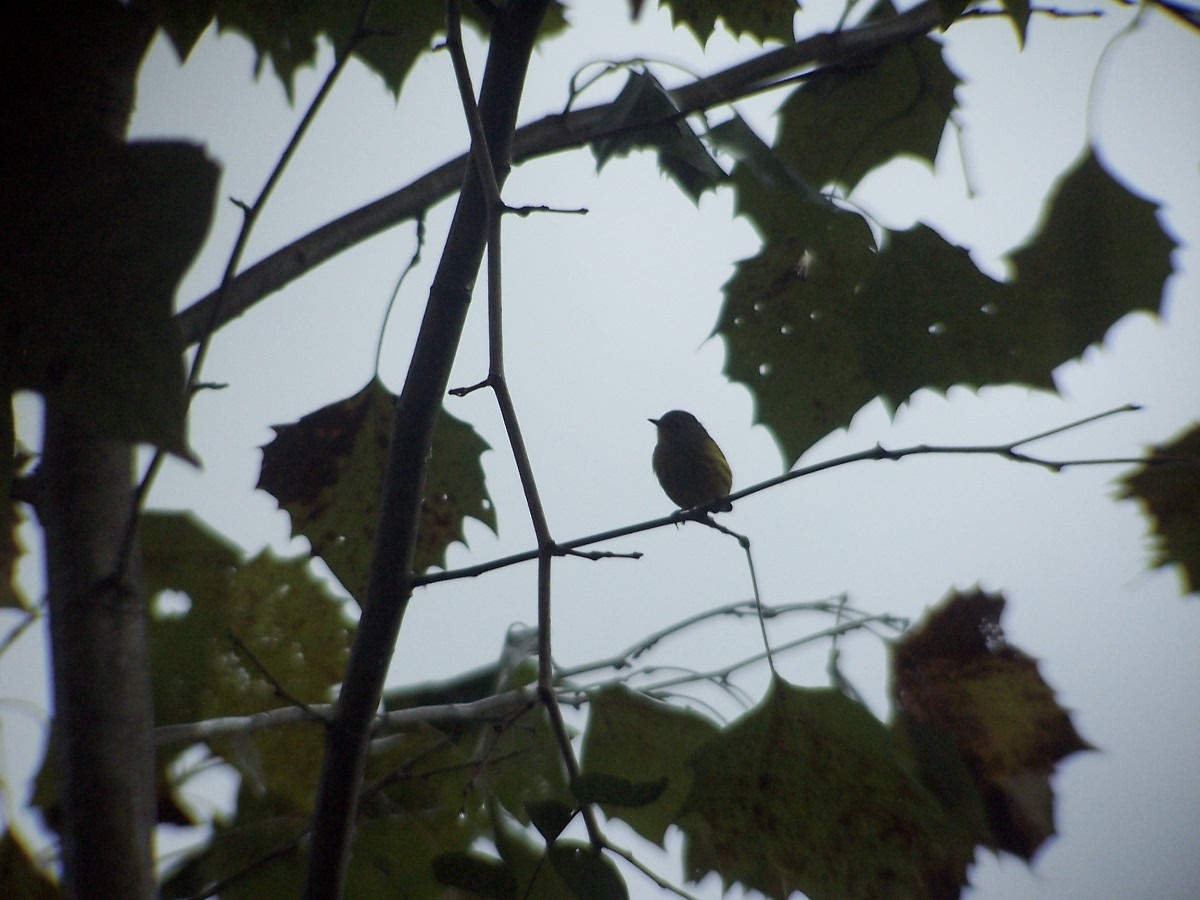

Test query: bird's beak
[648,418,659,426]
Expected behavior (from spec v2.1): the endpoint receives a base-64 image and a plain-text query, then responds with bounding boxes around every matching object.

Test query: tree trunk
[10,3,158,896]
[40,410,155,898]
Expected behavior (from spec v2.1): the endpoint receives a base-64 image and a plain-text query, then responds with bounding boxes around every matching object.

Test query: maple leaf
[1118,422,1200,596]
[891,589,1093,860]
[257,378,496,603]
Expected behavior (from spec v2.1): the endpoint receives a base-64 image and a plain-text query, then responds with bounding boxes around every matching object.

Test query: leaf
[492,804,576,900]
[484,701,573,826]
[580,685,720,846]
[710,119,879,465]
[1117,423,1200,596]
[933,0,972,29]
[1000,0,1032,47]
[678,678,962,899]
[1,502,31,613]
[141,0,568,100]
[549,843,628,900]
[1009,149,1176,354]
[891,589,1093,860]
[142,512,353,813]
[592,70,726,204]
[0,830,57,900]
[2,141,218,459]
[527,799,576,844]
[660,0,798,45]
[775,34,960,192]
[257,378,496,603]
[433,851,519,899]
[713,141,1177,466]
[570,771,668,808]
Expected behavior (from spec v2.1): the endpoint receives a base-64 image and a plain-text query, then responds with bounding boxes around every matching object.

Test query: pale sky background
[3,2,1199,898]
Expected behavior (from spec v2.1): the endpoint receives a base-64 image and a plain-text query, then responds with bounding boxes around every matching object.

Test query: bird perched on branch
[649,410,733,511]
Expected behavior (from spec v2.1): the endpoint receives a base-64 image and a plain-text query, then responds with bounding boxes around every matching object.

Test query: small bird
[649,410,733,511]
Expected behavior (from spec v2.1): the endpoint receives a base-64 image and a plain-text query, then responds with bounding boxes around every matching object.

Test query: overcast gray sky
[4,2,1199,897]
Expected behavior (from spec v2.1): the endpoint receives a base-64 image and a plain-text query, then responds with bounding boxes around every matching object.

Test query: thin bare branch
[174,2,948,346]
[416,405,1161,587]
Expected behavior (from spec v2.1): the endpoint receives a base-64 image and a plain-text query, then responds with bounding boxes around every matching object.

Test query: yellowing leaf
[679,678,962,900]
[257,378,496,603]
[891,589,1093,860]
[142,512,353,814]
[1118,423,1200,596]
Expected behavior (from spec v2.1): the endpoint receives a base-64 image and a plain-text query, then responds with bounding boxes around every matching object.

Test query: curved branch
[175,1,944,345]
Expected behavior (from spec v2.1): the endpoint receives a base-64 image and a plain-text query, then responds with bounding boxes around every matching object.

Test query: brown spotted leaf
[891,589,1093,860]
[257,378,496,603]
[1117,423,1200,596]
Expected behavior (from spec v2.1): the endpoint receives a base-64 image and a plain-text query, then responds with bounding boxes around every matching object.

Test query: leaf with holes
[142,512,352,814]
[258,378,496,603]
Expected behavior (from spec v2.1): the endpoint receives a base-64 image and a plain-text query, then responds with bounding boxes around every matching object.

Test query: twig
[557,596,855,679]
[154,683,546,747]
[445,0,602,851]
[961,4,1107,18]
[226,629,322,721]
[599,838,703,900]
[174,2,951,346]
[113,2,380,580]
[373,214,426,376]
[562,548,642,562]
[416,404,1162,587]
[639,612,906,695]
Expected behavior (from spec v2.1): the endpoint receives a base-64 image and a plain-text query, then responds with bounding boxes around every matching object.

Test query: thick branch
[302,4,550,897]
[175,1,944,345]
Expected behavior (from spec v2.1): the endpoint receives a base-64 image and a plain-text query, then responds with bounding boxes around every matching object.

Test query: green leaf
[2,141,218,459]
[660,0,798,45]
[484,702,573,826]
[713,144,1176,467]
[433,851,519,899]
[712,119,878,465]
[257,378,496,602]
[1118,423,1200,597]
[933,0,973,29]
[142,512,352,813]
[1009,149,1175,344]
[0,830,58,900]
[580,684,720,846]
[593,70,726,204]
[679,678,961,900]
[527,799,576,844]
[570,771,668,808]
[548,843,628,900]
[141,0,568,100]
[775,35,959,193]
[1000,0,1032,46]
